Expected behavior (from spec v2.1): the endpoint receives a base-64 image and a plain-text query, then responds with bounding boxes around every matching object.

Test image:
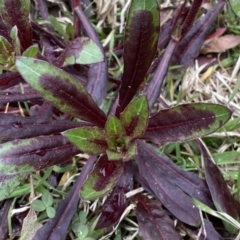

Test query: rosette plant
[0,0,239,239]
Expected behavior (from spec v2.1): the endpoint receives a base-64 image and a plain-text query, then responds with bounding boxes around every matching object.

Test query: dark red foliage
[134,194,182,240]
[135,140,201,226]
[144,103,230,145]
[196,140,240,224]
[0,113,91,142]
[92,155,123,192]
[0,0,235,239]
[116,10,159,115]
[96,162,133,229]
[0,200,12,240]
[0,0,33,50]
[171,0,226,69]
[0,72,24,90]
[181,0,203,38]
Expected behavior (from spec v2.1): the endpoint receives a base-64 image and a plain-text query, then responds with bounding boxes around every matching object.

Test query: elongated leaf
[35,0,49,20]
[180,0,203,38]
[81,155,123,200]
[64,127,107,155]
[55,37,103,67]
[196,139,240,234]
[0,35,13,55]
[0,199,12,240]
[120,96,149,138]
[199,219,224,240]
[105,115,125,137]
[135,194,181,240]
[0,91,41,104]
[136,140,200,226]
[0,0,32,50]
[16,57,107,128]
[33,156,96,240]
[0,113,91,143]
[136,140,213,207]
[116,0,160,114]
[172,0,226,69]
[0,135,80,201]
[96,162,133,229]
[72,0,81,38]
[74,7,107,106]
[0,72,23,90]
[0,15,10,41]
[10,26,21,56]
[145,39,177,109]
[144,103,231,145]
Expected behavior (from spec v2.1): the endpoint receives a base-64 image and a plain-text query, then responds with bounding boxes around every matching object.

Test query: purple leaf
[30,101,53,119]
[0,0,32,50]
[144,103,231,145]
[0,91,41,104]
[0,199,12,240]
[133,164,155,196]
[74,7,107,105]
[157,4,187,50]
[134,194,182,240]
[0,72,23,90]
[80,155,123,199]
[181,0,203,38]
[136,140,214,207]
[144,39,177,109]
[0,113,91,142]
[199,219,224,240]
[116,0,160,115]
[35,0,49,21]
[16,57,107,128]
[33,156,96,240]
[171,0,226,69]
[196,139,240,234]
[135,140,200,226]
[96,162,133,229]
[72,0,81,38]
[0,135,80,201]
[0,15,10,41]
[31,21,66,49]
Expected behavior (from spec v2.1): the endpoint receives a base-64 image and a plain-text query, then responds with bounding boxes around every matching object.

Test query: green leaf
[120,96,149,138]
[106,149,122,161]
[55,37,104,67]
[15,57,107,127]
[78,224,89,239]
[10,26,21,56]
[22,45,38,58]
[32,200,46,212]
[105,116,125,137]
[46,206,56,218]
[42,191,53,207]
[81,155,123,199]
[0,35,13,56]
[49,15,67,38]
[64,127,107,155]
